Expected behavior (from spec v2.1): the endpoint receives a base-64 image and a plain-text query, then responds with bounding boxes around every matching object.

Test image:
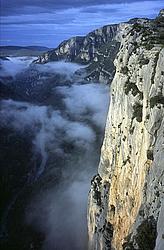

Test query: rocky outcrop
[88,10,164,250]
[34,25,118,64]
[34,24,121,84]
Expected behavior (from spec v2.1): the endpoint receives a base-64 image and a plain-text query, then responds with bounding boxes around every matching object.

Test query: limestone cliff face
[88,11,164,250]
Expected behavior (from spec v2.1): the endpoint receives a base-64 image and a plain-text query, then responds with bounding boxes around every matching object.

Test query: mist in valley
[0,57,109,249]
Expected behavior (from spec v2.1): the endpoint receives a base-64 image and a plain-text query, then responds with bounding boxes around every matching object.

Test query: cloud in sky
[0,0,156,16]
[1,1,163,47]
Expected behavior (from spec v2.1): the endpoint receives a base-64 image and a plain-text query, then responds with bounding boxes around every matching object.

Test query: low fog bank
[0,57,84,79]
[0,58,110,249]
[0,82,108,177]
[36,61,86,80]
[0,57,36,77]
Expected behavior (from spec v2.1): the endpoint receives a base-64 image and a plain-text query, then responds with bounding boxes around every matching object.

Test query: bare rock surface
[88,10,164,250]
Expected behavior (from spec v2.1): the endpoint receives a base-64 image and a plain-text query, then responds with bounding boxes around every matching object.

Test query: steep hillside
[34,25,118,64]
[34,24,121,84]
[88,10,164,250]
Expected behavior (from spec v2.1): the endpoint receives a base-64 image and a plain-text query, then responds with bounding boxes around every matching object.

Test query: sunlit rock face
[88,10,164,250]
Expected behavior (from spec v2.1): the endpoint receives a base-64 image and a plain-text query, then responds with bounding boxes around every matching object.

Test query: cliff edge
[88,10,164,250]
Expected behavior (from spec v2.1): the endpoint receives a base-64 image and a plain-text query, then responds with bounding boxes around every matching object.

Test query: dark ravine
[0,58,109,249]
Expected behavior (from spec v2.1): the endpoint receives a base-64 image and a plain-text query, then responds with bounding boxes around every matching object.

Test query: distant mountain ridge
[0,46,50,57]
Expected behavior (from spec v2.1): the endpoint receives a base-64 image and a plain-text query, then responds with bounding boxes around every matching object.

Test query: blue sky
[1,0,163,48]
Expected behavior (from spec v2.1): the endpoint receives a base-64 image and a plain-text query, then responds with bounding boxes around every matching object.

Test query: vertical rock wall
[88,13,164,250]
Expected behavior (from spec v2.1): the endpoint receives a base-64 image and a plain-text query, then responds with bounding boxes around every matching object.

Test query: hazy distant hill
[0,46,50,57]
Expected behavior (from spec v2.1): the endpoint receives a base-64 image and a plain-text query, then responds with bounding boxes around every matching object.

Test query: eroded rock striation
[88,10,164,250]
[34,23,122,84]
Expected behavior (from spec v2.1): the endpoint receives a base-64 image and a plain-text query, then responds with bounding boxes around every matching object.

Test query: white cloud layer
[0,58,110,249]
